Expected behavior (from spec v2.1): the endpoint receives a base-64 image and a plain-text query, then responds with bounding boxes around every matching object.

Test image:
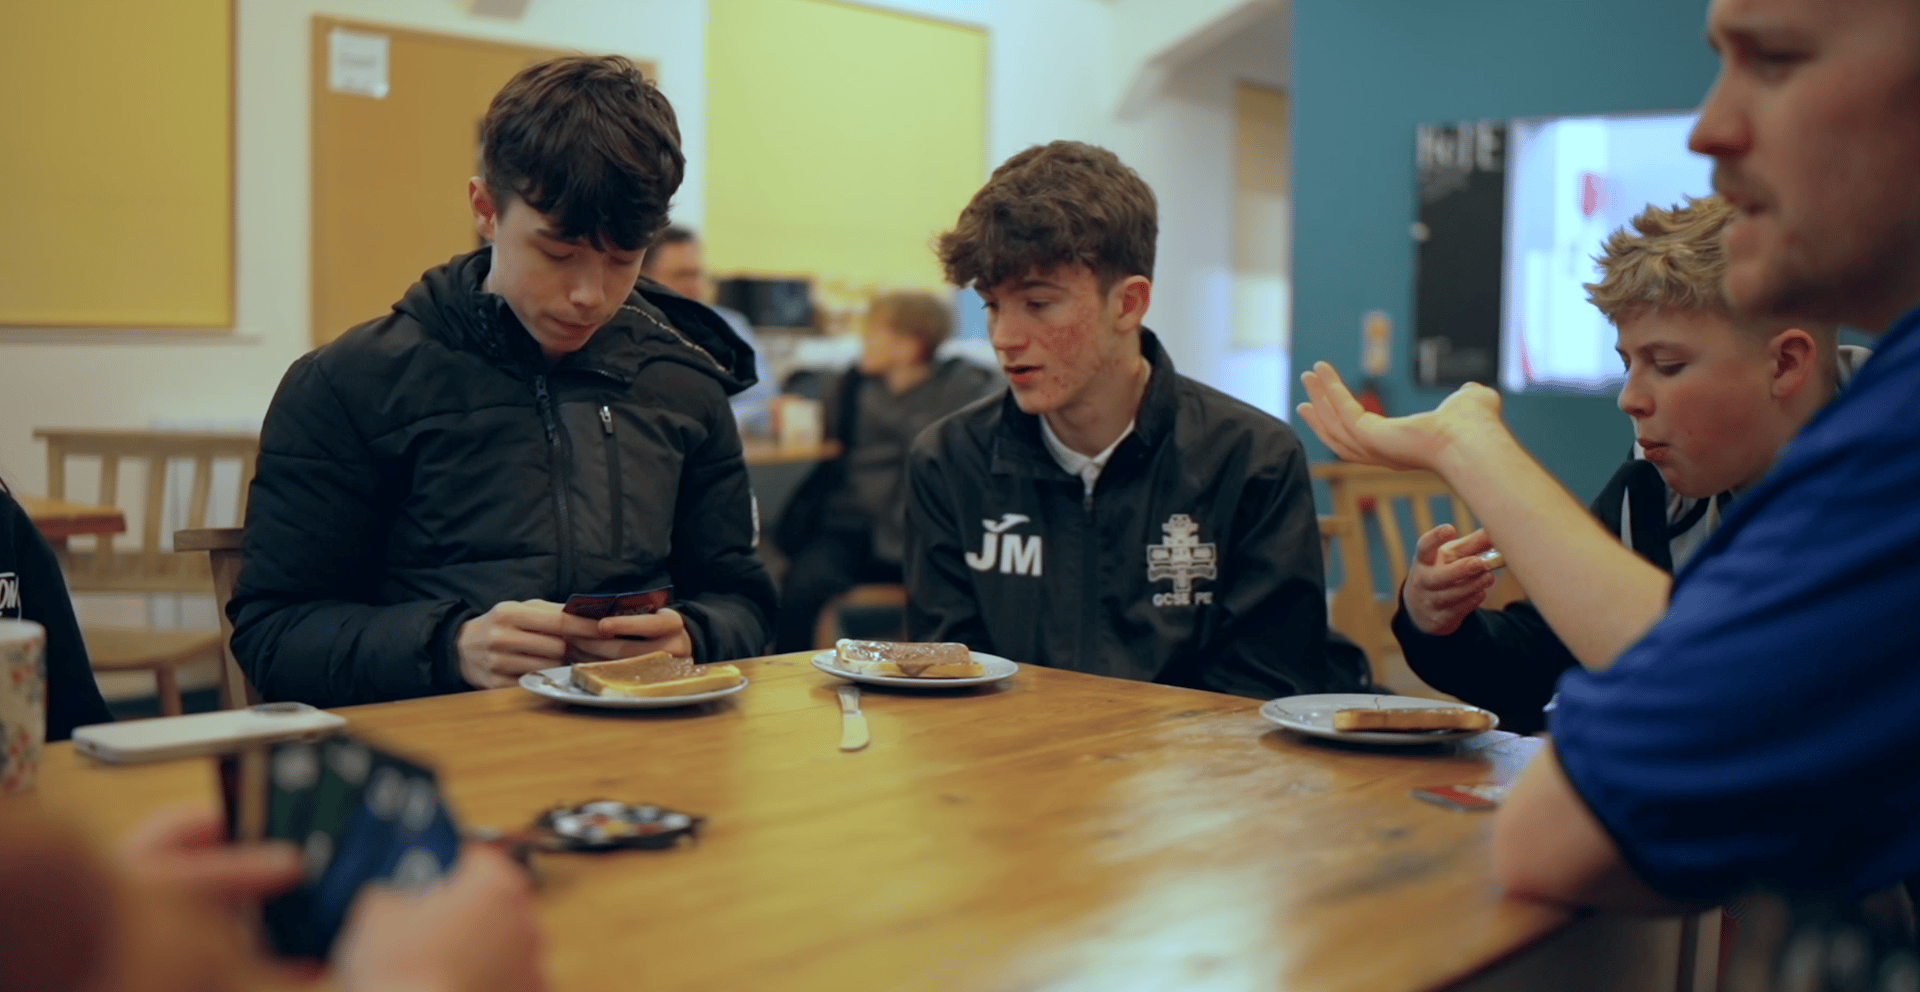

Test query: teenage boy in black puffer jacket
[231,56,775,707]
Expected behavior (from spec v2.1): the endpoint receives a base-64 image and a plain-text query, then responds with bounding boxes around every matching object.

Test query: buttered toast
[835,639,983,679]
[1332,707,1494,733]
[571,652,743,697]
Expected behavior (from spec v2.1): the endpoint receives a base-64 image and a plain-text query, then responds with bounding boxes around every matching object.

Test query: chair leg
[154,666,184,717]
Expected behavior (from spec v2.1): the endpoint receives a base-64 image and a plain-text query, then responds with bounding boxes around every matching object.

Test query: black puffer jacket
[230,248,777,707]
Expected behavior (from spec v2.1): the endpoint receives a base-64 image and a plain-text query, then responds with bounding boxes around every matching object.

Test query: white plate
[519,666,748,709]
[811,649,1018,688]
[1259,693,1499,745]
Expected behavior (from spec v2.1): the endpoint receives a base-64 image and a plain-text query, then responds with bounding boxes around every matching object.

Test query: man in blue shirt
[1296,0,1920,910]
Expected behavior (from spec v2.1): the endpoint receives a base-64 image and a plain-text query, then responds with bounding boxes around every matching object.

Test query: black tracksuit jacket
[906,331,1365,700]
[230,248,777,707]
[1393,458,1688,734]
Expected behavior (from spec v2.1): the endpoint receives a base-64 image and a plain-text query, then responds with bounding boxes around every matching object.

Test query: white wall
[0,0,706,493]
[1108,10,1292,414]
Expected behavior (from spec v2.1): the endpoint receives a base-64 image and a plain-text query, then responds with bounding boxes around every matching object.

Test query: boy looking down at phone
[1395,195,1863,733]
[231,56,776,707]
[907,141,1362,699]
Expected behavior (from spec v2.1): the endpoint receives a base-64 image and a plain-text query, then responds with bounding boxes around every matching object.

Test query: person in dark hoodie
[0,481,113,740]
[771,290,997,651]
[230,55,776,707]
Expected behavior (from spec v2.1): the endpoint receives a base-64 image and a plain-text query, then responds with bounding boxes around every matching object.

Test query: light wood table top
[15,493,127,540]
[742,437,841,466]
[34,654,1569,992]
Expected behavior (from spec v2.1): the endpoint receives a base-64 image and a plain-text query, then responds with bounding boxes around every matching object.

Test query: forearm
[231,596,472,706]
[1493,745,1683,914]
[1430,429,1669,669]
[1394,603,1566,734]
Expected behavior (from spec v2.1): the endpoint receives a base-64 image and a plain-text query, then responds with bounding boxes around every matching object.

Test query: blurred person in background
[0,479,113,739]
[772,290,997,651]
[642,224,777,436]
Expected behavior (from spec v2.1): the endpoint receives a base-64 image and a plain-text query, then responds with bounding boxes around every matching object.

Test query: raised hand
[1295,361,1504,473]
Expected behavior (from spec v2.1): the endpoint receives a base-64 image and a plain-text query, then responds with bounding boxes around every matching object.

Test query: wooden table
[31,654,1683,992]
[15,493,127,541]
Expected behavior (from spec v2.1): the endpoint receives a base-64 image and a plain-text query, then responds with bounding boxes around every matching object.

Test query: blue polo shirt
[1552,305,1920,904]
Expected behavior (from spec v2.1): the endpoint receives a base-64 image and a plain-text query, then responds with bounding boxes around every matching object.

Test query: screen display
[1499,112,1714,393]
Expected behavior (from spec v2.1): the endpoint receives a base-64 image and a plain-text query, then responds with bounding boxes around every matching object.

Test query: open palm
[1295,361,1503,472]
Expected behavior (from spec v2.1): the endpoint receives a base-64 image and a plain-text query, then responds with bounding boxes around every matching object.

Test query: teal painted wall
[1290,0,1718,505]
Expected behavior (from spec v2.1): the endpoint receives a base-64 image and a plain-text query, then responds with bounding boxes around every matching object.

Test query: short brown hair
[1588,195,1840,373]
[936,141,1156,290]
[867,290,953,360]
[480,55,684,253]
[1585,196,1737,324]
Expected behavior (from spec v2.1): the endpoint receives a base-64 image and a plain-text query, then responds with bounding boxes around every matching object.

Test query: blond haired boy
[1394,195,1861,733]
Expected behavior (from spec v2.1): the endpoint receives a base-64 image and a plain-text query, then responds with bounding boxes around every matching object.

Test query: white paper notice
[329,28,390,99]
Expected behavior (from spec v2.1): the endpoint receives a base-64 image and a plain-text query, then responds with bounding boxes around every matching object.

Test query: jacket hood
[392,247,761,394]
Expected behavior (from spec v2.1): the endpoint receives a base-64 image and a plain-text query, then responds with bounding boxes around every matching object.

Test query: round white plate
[811,649,1018,688]
[519,666,748,709]
[1259,693,1499,745]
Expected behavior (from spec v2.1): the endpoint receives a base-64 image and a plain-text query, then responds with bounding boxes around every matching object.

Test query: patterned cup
[0,620,47,793]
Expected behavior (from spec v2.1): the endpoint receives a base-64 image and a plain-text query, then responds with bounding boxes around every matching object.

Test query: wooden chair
[36,429,259,714]
[173,527,258,709]
[812,583,909,649]
[1313,462,1526,680]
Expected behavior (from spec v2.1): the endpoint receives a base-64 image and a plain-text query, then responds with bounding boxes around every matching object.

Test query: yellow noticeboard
[0,0,233,328]
[705,0,987,294]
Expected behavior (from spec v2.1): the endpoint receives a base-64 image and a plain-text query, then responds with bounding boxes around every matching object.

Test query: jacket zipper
[534,375,575,595]
[600,405,622,555]
[1080,484,1097,674]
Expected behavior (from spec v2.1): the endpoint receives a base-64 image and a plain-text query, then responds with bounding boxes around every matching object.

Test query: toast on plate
[571,652,743,698]
[835,639,983,679]
[1332,707,1493,733]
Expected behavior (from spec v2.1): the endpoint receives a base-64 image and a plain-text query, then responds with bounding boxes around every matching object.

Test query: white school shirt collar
[1040,413,1135,506]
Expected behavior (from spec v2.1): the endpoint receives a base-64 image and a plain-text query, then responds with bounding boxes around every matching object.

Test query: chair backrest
[36,429,258,595]
[172,526,258,709]
[1313,462,1526,675]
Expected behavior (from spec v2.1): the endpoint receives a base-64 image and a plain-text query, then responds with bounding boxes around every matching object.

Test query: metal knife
[837,683,869,751]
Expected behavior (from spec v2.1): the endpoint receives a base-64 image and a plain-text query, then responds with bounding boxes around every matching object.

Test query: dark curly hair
[480,55,684,253]
[936,141,1156,291]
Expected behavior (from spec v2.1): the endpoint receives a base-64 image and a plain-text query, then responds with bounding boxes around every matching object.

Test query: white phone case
[71,703,347,764]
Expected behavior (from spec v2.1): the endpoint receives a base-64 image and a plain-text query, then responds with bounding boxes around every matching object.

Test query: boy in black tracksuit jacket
[907,141,1364,699]
[231,57,775,707]
[909,330,1359,698]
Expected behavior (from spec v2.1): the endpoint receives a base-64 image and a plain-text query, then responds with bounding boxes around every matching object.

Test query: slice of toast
[1332,707,1493,733]
[571,652,743,698]
[835,639,983,678]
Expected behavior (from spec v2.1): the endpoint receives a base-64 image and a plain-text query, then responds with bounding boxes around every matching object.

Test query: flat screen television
[1498,111,1714,393]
